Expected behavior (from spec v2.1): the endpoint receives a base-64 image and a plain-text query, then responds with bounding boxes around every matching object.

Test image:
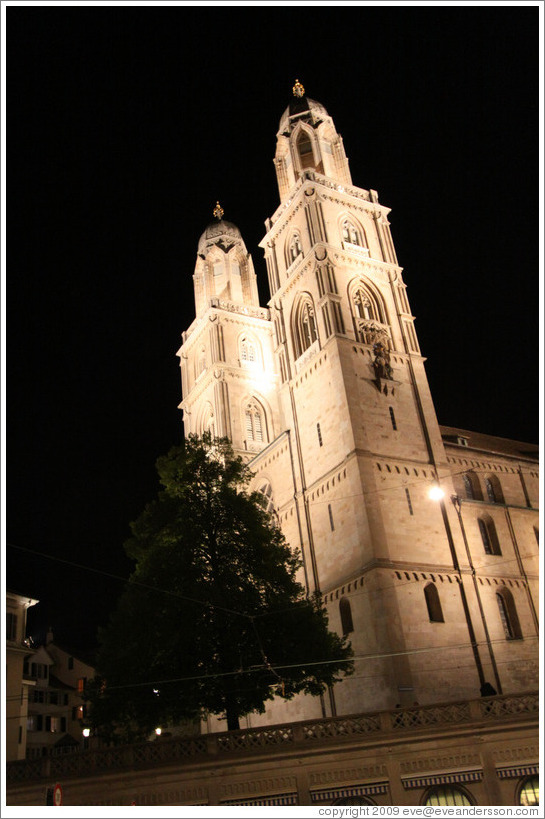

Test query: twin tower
[176,83,538,728]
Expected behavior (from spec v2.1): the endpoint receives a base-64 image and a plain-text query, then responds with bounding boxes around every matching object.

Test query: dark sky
[6,5,539,652]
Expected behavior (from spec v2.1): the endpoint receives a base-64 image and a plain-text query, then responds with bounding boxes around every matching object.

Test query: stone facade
[177,90,539,729]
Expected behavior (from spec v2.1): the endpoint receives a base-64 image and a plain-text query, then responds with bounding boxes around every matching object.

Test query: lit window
[519,776,539,806]
[424,786,472,806]
[77,677,87,694]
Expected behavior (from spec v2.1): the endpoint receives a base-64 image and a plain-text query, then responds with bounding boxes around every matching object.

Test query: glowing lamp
[429,484,445,501]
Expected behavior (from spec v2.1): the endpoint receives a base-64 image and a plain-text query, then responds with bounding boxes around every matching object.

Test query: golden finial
[213,201,224,221]
[292,79,305,98]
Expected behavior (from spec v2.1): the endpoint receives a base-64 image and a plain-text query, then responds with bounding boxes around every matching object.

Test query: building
[177,82,539,729]
[6,591,39,761]
[23,630,95,759]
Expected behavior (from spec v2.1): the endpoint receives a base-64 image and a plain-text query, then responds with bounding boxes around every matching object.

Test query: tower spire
[292,78,305,98]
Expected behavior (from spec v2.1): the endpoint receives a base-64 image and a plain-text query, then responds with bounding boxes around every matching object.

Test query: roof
[197,219,243,256]
[278,96,329,135]
[439,425,539,462]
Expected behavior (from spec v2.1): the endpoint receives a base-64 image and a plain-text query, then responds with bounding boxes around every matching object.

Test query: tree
[87,434,353,741]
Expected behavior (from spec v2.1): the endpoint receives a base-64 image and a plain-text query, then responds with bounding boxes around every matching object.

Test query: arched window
[485,475,504,504]
[424,583,444,623]
[496,588,522,640]
[288,233,303,264]
[201,403,215,437]
[292,295,318,359]
[339,597,354,635]
[341,219,364,247]
[244,400,265,444]
[518,776,539,806]
[240,336,257,364]
[297,130,314,170]
[424,786,473,806]
[463,474,475,499]
[257,481,275,517]
[478,517,501,555]
[350,281,387,345]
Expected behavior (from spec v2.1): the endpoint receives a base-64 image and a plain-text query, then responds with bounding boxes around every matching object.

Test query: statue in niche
[373,341,393,381]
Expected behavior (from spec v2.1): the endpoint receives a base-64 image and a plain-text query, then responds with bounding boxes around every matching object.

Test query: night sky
[5,5,539,653]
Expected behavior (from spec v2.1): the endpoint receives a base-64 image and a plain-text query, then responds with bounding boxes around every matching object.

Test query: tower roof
[278,96,329,136]
[197,219,244,256]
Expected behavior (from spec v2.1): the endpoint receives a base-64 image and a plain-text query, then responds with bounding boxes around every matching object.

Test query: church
[176,81,539,730]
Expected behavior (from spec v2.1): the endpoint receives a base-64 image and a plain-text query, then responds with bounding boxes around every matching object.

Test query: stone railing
[7,691,538,784]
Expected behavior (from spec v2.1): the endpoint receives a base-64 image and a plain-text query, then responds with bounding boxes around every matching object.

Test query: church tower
[178,83,538,726]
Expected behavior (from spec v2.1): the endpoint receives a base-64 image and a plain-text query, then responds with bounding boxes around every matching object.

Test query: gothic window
[288,233,303,264]
[424,786,473,806]
[257,481,275,517]
[463,473,482,500]
[245,400,265,443]
[485,475,504,504]
[201,403,215,437]
[341,219,362,246]
[496,589,522,640]
[350,281,386,342]
[424,583,444,623]
[339,597,353,635]
[518,776,539,806]
[478,517,501,555]
[297,130,314,169]
[240,336,257,364]
[292,295,319,359]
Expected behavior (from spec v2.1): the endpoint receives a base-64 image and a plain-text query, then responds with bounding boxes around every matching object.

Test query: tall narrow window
[485,478,497,503]
[257,482,275,516]
[478,518,501,555]
[339,597,354,635]
[405,488,414,515]
[389,407,397,431]
[297,131,314,169]
[289,233,303,263]
[240,336,256,364]
[497,589,522,640]
[341,219,362,246]
[424,583,444,622]
[317,423,323,447]
[292,295,319,359]
[463,474,475,500]
[328,503,335,531]
[245,400,265,444]
[7,613,17,641]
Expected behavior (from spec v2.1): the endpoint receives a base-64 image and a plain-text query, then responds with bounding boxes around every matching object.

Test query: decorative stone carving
[373,340,394,384]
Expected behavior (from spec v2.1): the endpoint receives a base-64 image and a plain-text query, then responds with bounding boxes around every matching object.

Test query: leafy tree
[87,434,353,741]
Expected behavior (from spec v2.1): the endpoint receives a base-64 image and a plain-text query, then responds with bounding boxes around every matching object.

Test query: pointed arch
[290,121,320,174]
[291,292,319,360]
[484,474,504,504]
[195,345,207,379]
[478,515,502,555]
[348,277,388,345]
[424,583,444,623]
[242,395,269,448]
[463,472,482,500]
[254,479,278,523]
[340,214,368,248]
[496,587,522,640]
[198,401,215,437]
[285,230,304,268]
